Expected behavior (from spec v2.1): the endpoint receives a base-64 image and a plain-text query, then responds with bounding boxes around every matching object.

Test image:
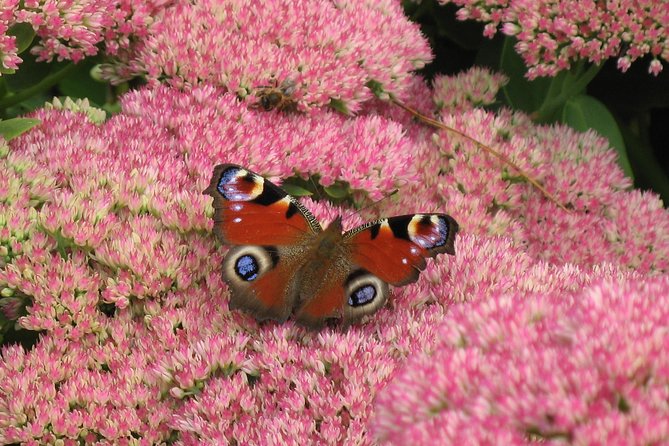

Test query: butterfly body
[204,164,458,327]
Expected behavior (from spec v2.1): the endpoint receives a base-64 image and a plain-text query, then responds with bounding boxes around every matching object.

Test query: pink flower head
[0,0,166,70]
[1,69,668,442]
[432,67,508,113]
[440,0,669,78]
[107,0,432,111]
[383,85,669,274]
[371,275,669,445]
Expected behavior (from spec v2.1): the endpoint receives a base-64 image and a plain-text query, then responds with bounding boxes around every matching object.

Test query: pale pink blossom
[432,67,508,113]
[439,0,669,78]
[106,0,432,112]
[0,68,667,443]
[0,0,22,70]
[382,85,669,273]
[0,0,164,72]
[371,276,669,445]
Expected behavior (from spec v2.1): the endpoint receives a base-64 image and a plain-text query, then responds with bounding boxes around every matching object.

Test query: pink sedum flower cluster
[372,275,669,445]
[0,1,22,71]
[104,0,432,113]
[0,0,165,71]
[0,74,668,444]
[439,0,669,77]
[432,67,508,113]
[374,70,669,274]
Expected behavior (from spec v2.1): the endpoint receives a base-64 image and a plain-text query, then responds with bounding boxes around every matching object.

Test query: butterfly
[204,164,459,328]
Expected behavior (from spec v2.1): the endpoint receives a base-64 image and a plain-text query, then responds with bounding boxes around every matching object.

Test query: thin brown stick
[392,98,569,212]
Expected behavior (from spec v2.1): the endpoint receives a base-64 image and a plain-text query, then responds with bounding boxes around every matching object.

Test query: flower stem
[535,62,601,122]
[393,98,570,211]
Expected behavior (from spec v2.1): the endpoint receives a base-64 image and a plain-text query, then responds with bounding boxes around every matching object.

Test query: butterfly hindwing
[296,214,457,327]
[295,261,390,327]
[223,244,310,322]
[344,214,458,286]
[203,164,321,245]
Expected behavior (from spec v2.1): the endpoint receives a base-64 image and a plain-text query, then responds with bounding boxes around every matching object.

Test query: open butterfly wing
[345,214,458,286]
[223,245,308,322]
[204,164,321,321]
[205,166,460,327]
[297,214,458,327]
[295,267,391,327]
[203,164,321,246]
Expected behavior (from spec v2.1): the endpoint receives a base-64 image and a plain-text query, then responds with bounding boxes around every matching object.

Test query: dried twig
[392,98,569,212]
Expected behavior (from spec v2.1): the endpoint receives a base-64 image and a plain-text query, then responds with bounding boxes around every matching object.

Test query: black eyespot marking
[286,201,299,219]
[414,215,449,248]
[252,179,283,206]
[388,215,411,240]
[348,285,377,307]
[235,255,260,281]
[370,224,380,240]
[419,214,432,225]
[346,269,369,284]
[242,172,256,183]
[263,246,280,267]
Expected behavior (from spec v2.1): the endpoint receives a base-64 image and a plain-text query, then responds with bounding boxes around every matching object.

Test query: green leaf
[5,93,50,116]
[58,57,107,105]
[3,52,48,91]
[323,183,350,199]
[498,37,552,113]
[562,94,633,178]
[0,118,40,140]
[328,97,351,115]
[365,79,386,98]
[619,117,669,203]
[281,183,313,197]
[8,23,35,54]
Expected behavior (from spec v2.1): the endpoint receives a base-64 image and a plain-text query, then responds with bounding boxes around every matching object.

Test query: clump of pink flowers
[0,69,667,443]
[0,0,165,71]
[382,73,669,274]
[0,1,668,444]
[432,67,508,112]
[372,275,669,445]
[104,0,432,113]
[0,1,22,71]
[439,0,669,77]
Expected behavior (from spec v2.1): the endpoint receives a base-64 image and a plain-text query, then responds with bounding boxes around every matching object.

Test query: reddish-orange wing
[345,214,458,286]
[204,164,321,322]
[204,164,460,327]
[295,214,458,326]
[203,164,321,245]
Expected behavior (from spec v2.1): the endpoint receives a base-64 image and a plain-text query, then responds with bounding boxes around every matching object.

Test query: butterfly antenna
[355,188,399,219]
[391,98,569,212]
[308,173,324,201]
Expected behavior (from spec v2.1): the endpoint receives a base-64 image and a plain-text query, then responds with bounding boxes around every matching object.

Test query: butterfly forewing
[204,164,321,321]
[344,214,458,286]
[204,164,321,246]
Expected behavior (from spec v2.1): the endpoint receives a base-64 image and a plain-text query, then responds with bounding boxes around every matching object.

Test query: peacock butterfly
[204,164,459,328]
